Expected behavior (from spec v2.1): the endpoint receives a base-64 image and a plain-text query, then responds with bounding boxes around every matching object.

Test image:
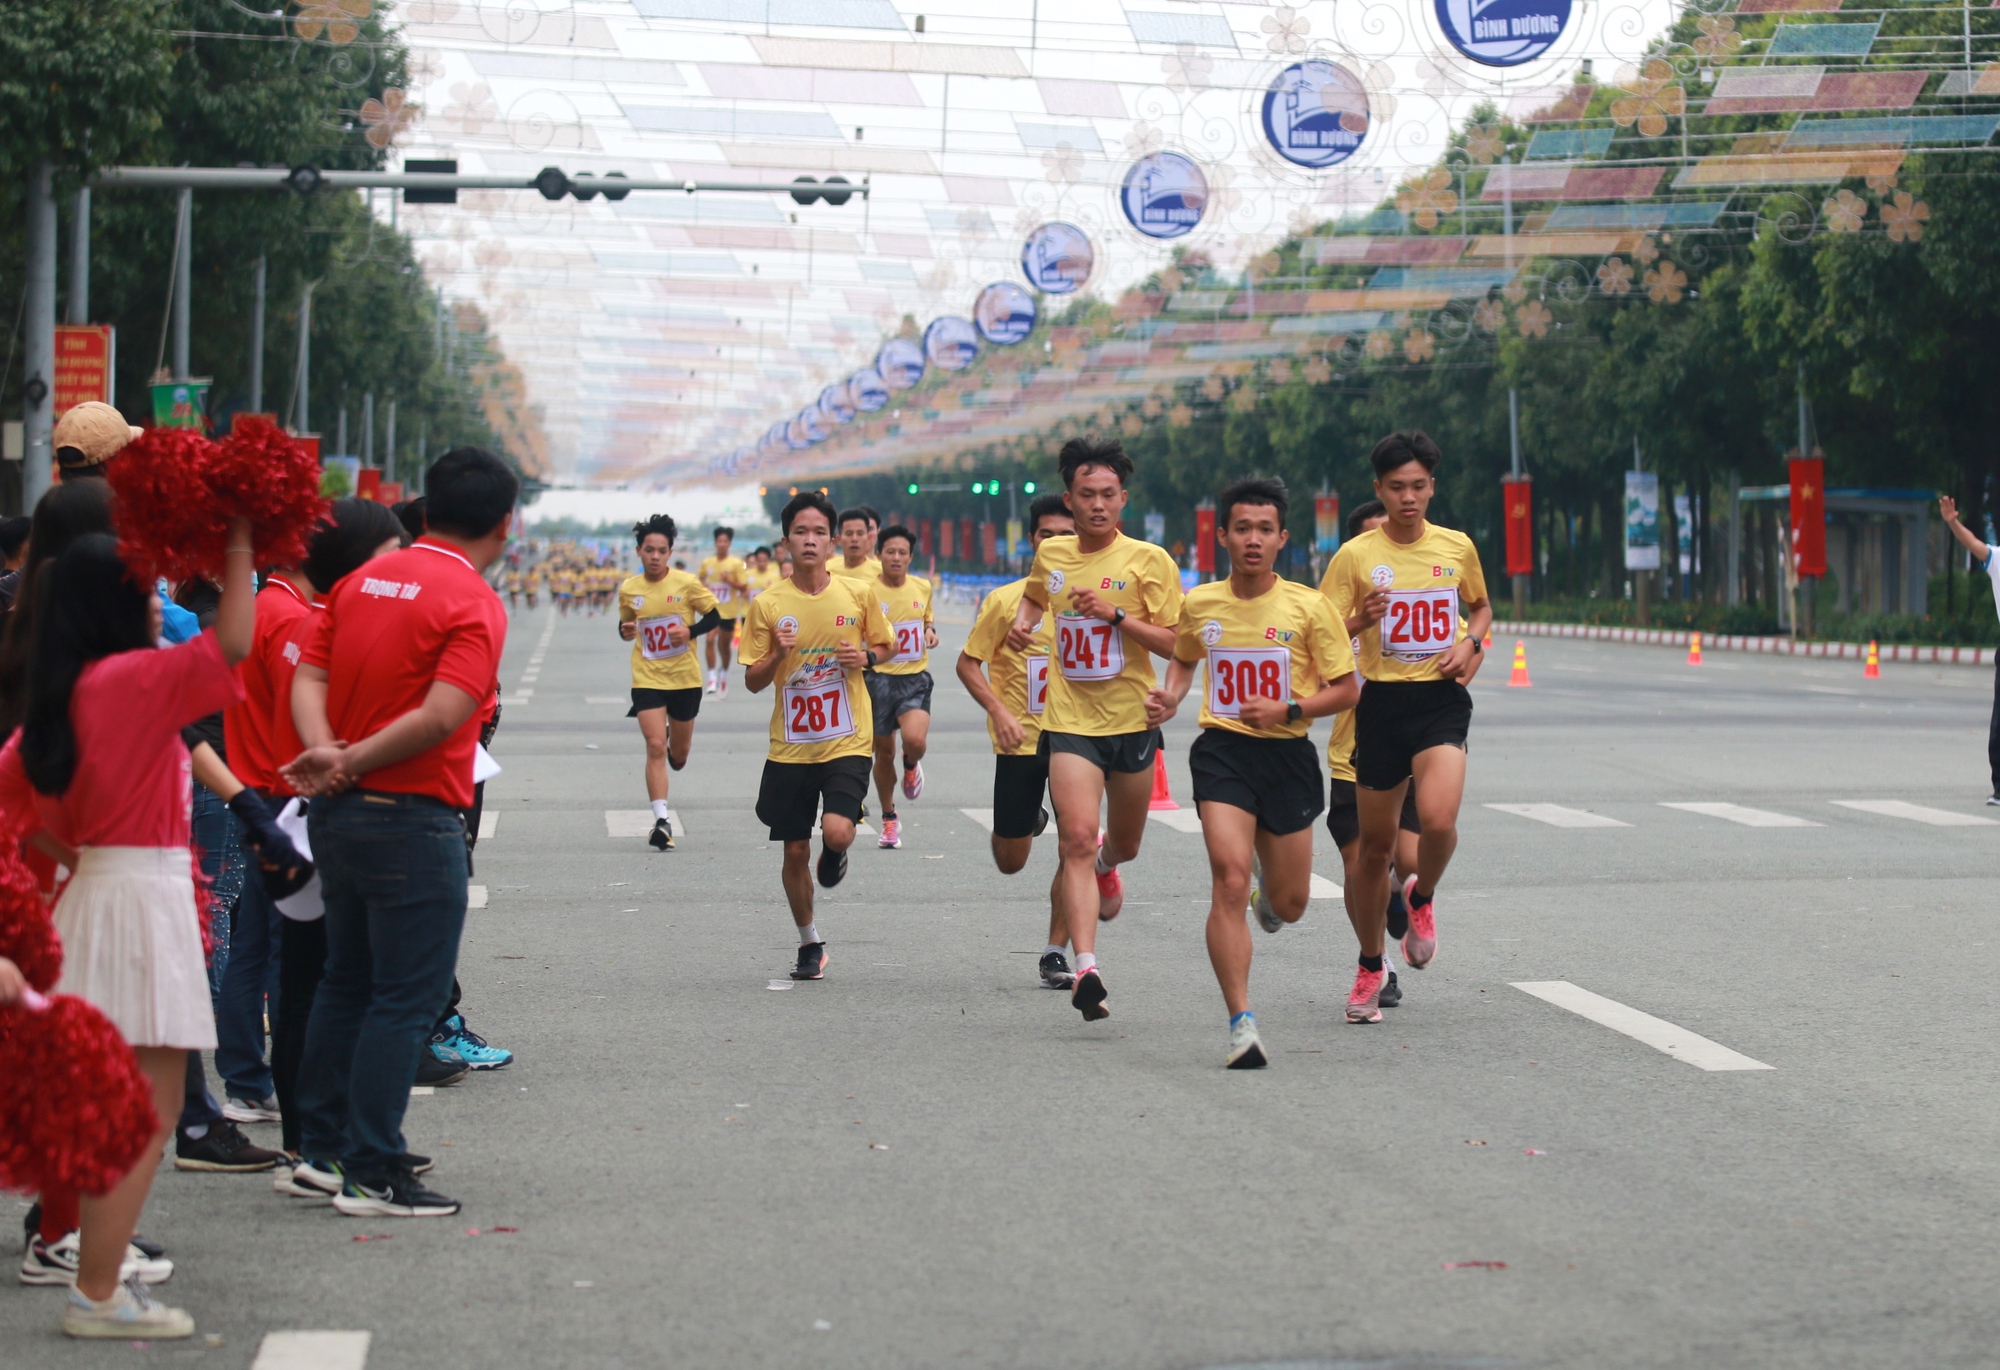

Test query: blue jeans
[295,791,468,1180]
[215,875,281,1100]
[190,782,246,997]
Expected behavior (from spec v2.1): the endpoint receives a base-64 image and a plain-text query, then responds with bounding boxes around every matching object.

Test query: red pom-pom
[0,843,59,992]
[106,428,223,584]
[210,417,329,571]
[0,995,156,1196]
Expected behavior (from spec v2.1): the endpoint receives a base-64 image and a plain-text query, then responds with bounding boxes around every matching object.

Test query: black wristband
[1111,608,1127,626]
[1470,639,1482,653]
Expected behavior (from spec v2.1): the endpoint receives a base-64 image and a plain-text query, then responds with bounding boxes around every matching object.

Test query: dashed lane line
[605,809,686,837]
[477,811,498,840]
[1659,802,1820,828]
[1511,980,1774,1072]
[1831,799,1999,827]
[1485,803,1631,829]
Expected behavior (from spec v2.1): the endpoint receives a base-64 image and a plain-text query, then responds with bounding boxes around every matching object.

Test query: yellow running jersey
[963,578,1053,757]
[745,565,782,600]
[618,570,718,691]
[1321,524,1487,684]
[831,555,882,585]
[869,573,934,676]
[699,554,749,619]
[740,576,894,764]
[1173,579,1353,739]
[1023,532,1184,737]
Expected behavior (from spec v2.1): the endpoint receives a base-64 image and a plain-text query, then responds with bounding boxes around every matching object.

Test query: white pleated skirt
[52,846,215,1050]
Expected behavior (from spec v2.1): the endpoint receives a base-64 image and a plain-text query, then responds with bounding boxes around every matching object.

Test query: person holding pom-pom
[0,519,254,1341]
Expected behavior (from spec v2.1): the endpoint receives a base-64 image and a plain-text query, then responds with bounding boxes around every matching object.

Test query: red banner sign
[919,519,932,556]
[1789,455,1826,577]
[1194,503,1216,574]
[54,324,114,411]
[960,518,975,563]
[939,518,955,559]
[1503,475,1533,577]
[356,469,382,501]
[1314,493,1340,554]
[980,520,997,565]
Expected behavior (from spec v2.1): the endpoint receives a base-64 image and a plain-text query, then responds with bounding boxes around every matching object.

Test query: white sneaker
[222,1094,280,1124]
[717,675,729,698]
[1226,1016,1268,1070]
[63,1279,194,1339]
[21,1232,173,1287]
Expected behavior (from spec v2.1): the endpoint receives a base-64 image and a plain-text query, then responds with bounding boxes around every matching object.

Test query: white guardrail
[1490,620,1999,668]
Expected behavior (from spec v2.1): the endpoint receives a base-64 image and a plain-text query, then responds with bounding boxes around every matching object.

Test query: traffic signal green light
[906,482,919,495]
[970,481,984,495]
[1022,481,1037,494]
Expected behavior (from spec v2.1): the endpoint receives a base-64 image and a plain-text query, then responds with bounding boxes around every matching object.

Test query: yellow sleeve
[1023,544,1051,608]
[1171,598,1203,664]
[618,583,639,624]
[1459,537,1489,607]
[1321,545,1358,622]
[740,598,774,664]
[964,591,1005,662]
[689,581,719,617]
[1305,593,1354,683]
[860,587,896,654]
[1141,546,1185,627]
[922,579,935,628]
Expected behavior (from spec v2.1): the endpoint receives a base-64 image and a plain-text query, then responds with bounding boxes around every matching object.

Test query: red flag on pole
[1194,503,1216,574]
[1789,453,1826,577]
[1503,475,1534,577]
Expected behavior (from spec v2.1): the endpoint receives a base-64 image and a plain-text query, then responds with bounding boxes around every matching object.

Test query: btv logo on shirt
[1263,627,1296,643]
[1433,566,1456,578]
[1098,577,1127,590]
[360,577,422,601]
[834,614,855,626]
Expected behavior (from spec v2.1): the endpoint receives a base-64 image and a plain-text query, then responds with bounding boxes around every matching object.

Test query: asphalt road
[8,601,2000,1370]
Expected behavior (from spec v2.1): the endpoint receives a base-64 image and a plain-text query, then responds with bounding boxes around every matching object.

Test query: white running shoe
[717,675,729,698]
[21,1232,173,1287]
[1227,1017,1268,1070]
[222,1094,280,1124]
[63,1279,194,1339]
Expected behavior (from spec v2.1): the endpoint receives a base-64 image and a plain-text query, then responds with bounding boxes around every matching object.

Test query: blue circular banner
[1261,61,1370,168]
[923,316,980,372]
[1021,222,1094,294]
[1434,0,1571,66]
[1120,151,1208,240]
[876,338,926,391]
[783,414,812,450]
[974,282,1037,345]
[818,382,855,425]
[849,367,889,412]
[797,405,830,444]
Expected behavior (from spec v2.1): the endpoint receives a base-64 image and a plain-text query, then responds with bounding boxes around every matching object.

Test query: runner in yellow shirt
[504,566,522,613]
[1009,437,1184,1021]
[741,492,896,981]
[745,546,781,601]
[1146,479,1358,1067]
[864,525,937,850]
[958,493,1077,989]
[1322,431,1491,1021]
[698,526,749,696]
[617,514,722,851]
[832,507,883,584]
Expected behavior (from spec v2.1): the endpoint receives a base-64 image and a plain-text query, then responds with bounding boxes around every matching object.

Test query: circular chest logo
[1120,152,1208,240]
[630,595,646,609]
[1200,620,1225,646]
[1370,564,1396,588]
[777,615,799,635]
[1261,61,1370,169]
[1434,0,1573,67]
[974,281,1037,345]
[1021,222,1095,294]
[1047,569,1066,595]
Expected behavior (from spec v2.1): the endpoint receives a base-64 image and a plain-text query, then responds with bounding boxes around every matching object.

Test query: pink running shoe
[1347,965,1385,1023]
[901,761,924,801]
[1094,834,1124,921]
[1400,874,1436,969]
[878,818,901,849]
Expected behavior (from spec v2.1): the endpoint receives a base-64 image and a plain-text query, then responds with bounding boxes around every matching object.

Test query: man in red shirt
[281,448,516,1219]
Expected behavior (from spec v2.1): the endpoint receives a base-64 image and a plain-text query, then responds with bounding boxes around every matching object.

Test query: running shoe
[1378,970,1403,1009]
[433,1013,514,1069]
[1034,806,1051,838]
[1400,874,1437,969]
[333,1172,461,1219]
[1347,965,1386,1024]
[901,762,924,801]
[1094,835,1123,921]
[704,674,718,695]
[417,1043,470,1087]
[1038,950,1075,989]
[791,941,828,980]
[649,817,675,851]
[63,1278,194,1340]
[1988,794,2000,806]
[1071,967,1109,1021]
[1227,1017,1268,1070]
[717,675,729,699]
[288,1157,345,1197]
[174,1121,283,1172]
[878,818,902,849]
[222,1094,280,1124]
[816,847,848,888]
[1249,853,1281,934]
[1385,884,1410,941]
[20,1233,173,1287]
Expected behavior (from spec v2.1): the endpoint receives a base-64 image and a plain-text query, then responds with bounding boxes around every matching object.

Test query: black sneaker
[415,1046,470,1087]
[815,846,847,888]
[649,817,675,851]
[1071,968,1109,1021]
[1386,887,1410,942]
[1038,950,1074,989]
[332,1171,461,1218]
[1378,970,1403,1008]
[174,1121,284,1172]
[404,1153,434,1175]
[1034,805,1051,838]
[791,941,828,980]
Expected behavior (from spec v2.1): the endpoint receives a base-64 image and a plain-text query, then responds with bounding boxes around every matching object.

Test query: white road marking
[1832,799,1999,827]
[1660,802,1820,828]
[1310,872,1341,900]
[585,695,628,704]
[605,809,684,837]
[251,1331,371,1370]
[959,807,995,831]
[1807,685,1860,696]
[1485,803,1631,828]
[1148,809,1204,834]
[477,812,498,840]
[1511,981,1774,1072]
[409,1086,434,1098]
[467,885,488,909]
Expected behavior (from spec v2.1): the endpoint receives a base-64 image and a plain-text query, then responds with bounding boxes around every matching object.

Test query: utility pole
[1796,360,1815,636]
[292,282,313,434]
[384,399,397,484]
[24,163,58,512]
[1508,386,1526,621]
[67,186,90,324]
[362,391,374,467]
[1633,435,1650,626]
[171,188,192,381]
[248,255,265,414]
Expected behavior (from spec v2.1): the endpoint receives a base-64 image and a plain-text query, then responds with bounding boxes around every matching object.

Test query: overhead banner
[1021,222,1094,294]
[1121,151,1207,240]
[1789,455,1826,577]
[54,324,115,410]
[849,367,889,412]
[974,282,1036,345]
[1435,0,1573,67]
[923,316,979,372]
[1623,471,1659,571]
[876,339,925,391]
[1262,61,1370,168]
[1194,502,1216,574]
[1503,476,1533,576]
[1314,493,1341,554]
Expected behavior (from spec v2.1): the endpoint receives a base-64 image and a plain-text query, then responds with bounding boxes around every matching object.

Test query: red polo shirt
[224,578,311,792]
[299,538,507,810]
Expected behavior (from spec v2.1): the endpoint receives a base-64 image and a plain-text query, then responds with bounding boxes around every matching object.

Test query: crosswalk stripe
[1485,803,1630,828]
[1831,799,1999,827]
[605,809,684,837]
[1309,872,1341,899]
[1511,981,1774,1072]
[1147,809,1204,834]
[251,1331,372,1370]
[477,811,499,840]
[1659,802,1819,828]
[468,884,488,909]
[959,807,995,831]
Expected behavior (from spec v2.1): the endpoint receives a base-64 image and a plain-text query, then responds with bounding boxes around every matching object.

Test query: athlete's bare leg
[1049,754,1150,960]
[871,729,901,815]
[636,707,670,802]
[1408,743,1467,895]
[1349,779,1409,958]
[779,815,856,928]
[668,715,695,770]
[897,709,930,777]
[1201,804,1312,1016]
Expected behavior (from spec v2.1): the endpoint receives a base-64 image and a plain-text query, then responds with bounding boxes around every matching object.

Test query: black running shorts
[865,670,934,736]
[1325,777,1423,847]
[755,755,872,843]
[629,687,702,722]
[1040,727,1162,775]
[992,752,1050,840]
[1353,679,1471,791]
[1188,729,1324,836]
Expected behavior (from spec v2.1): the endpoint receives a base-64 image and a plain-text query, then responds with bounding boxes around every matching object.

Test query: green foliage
[0,1,172,179]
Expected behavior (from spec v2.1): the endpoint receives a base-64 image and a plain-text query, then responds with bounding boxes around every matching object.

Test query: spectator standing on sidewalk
[1940,496,2000,804]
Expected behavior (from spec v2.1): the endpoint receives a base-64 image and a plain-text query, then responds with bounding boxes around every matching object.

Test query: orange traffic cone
[1482,630,1493,650]
[1687,631,1702,666]
[1148,750,1179,810]
[1507,639,1532,688]
[1864,639,1880,679]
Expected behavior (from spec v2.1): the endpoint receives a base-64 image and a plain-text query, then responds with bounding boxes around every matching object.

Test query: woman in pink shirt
[0,522,252,1340]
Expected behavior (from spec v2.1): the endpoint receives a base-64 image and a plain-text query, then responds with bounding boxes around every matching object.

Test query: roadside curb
[1491,621,1999,668]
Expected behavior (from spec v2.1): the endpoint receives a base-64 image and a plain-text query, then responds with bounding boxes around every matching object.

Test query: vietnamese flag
[1503,475,1533,577]
[1789,455,1826,577]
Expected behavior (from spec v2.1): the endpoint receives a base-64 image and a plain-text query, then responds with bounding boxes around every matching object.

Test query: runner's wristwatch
[1110,608,1127,626]
[1286,700,1303,723]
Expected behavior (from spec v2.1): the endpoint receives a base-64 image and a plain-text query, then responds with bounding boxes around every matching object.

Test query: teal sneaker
[432,1014,514,1070]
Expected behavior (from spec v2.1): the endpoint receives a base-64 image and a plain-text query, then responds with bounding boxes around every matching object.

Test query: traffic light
[969,481,983,495]
[1023,480,1037,494]
[906,482,919,495]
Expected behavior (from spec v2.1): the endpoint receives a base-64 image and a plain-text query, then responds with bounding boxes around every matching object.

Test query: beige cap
[53,402,143,468]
